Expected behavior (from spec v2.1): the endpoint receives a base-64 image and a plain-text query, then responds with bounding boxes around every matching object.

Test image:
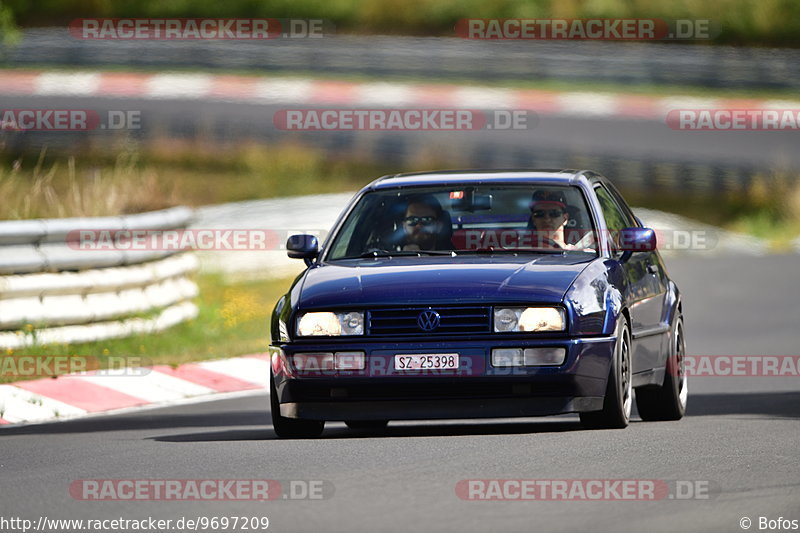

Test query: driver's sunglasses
[531,209,565,219]
[403,216,436,226]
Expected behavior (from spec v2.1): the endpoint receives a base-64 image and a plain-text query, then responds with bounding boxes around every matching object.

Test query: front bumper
[270,336,615,421]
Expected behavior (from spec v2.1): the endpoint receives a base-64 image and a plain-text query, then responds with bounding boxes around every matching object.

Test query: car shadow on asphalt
[2,392,796,438]
[148,391,800,442]
[150,418,585,442]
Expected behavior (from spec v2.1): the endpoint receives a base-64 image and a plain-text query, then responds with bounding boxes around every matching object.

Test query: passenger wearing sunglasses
[528,190,570,249]
[401,195,451,251]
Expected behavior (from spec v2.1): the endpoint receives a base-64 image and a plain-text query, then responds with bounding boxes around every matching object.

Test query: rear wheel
[270,374,324,438]
[345,420,389,430]
[580,319,632,429]
[636,316,688,421]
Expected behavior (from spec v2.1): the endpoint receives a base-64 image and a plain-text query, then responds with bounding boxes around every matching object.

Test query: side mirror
[618,227,656,252]
[286,234,319,260]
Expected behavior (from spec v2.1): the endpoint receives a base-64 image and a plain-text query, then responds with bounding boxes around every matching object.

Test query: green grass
[5,0,800,47]
[0,272,298,384]
[624,170,800,251]
[0,142,392,219]
[730,211,800,251]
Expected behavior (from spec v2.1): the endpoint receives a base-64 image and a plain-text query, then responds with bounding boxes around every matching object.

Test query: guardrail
[0,206,192,274]
[4,30,800,90]
[0,207,199,349]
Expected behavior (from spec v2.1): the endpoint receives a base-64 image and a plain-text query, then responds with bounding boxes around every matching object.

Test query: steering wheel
[539,237,563,249]
[362,247,393,256]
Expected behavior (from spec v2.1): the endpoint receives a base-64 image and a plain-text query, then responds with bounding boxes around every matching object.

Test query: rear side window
[604,182,640,227]
[594,185,637,251]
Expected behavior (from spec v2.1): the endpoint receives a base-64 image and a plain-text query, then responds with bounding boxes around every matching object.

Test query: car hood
[296,255,595,309]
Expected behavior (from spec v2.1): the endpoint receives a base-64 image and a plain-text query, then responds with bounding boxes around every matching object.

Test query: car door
[594,183,667,374]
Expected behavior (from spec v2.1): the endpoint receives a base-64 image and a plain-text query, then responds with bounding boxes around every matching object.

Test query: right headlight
[296,311,365,336]
[493,307,565,333]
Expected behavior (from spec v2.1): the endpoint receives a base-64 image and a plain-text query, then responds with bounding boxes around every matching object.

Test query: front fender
[662,279,682,328]
[564,258,624,337]
[270,270,308,344]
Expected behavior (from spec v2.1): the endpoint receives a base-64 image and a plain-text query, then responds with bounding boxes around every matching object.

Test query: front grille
[367,306,491,336]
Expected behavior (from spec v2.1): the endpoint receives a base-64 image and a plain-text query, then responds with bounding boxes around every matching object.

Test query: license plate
[394,353,459,371]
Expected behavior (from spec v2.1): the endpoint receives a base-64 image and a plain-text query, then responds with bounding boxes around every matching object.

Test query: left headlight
[296,311,365,336]
[493,307,565,333]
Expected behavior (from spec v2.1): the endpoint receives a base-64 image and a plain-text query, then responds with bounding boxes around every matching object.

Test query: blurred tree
[0,0,797,47]
[0,0,19,46]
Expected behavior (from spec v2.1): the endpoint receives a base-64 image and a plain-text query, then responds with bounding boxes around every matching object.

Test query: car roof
[366,169,597,190]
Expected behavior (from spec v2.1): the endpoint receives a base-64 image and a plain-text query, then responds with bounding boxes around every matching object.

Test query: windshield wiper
[351,250,457,259]
[458,248,566,255]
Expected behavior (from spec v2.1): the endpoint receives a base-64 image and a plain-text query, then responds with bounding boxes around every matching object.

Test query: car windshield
[326,185,599,260]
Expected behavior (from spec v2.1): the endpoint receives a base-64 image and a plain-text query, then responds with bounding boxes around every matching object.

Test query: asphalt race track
[1,253,798,533]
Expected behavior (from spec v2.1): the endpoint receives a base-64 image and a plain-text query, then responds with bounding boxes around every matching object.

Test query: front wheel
[580,319,632,429]
[635,316,688,421]
[270,374,324,438]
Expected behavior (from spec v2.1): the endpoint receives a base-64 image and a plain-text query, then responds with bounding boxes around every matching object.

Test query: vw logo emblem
[417,310,441,331]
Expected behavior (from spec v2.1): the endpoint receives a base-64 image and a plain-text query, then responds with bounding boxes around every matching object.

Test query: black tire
[345,420,389,430]
[636,316,688,421]
[270,374,324,438]
[580,319,632,429]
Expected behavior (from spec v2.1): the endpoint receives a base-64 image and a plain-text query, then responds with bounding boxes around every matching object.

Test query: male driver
[401,194,451,251]
[528,190,570,249]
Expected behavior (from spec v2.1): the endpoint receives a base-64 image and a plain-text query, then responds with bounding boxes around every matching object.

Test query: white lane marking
[454,87,516,109]
[34,73,101,96]
[557,92,620,117]
[761,100,800,109]
[657,96,722,115]
[356,83,415,107]
[0,389,267,429]
[197,358,270,388]
[0,384,87,423]
[146,74,213,99]
[252,78,314,103]
[73,369,215,403]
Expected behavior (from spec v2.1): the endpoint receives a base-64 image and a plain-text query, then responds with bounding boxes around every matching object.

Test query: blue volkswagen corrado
[269,170,687,437]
